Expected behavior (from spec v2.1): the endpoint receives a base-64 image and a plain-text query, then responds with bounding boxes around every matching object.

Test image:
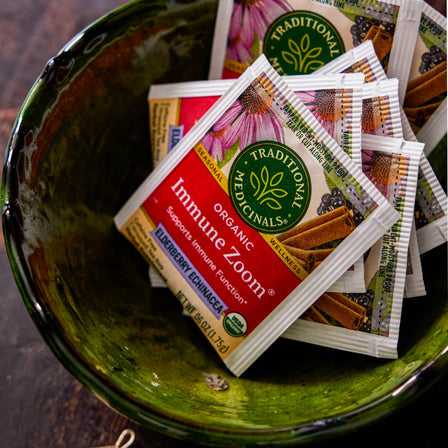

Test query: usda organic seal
[228,141,311,234]
[224,312,248,337]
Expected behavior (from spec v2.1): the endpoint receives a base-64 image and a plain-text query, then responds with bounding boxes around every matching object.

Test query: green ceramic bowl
[1,0,447,446]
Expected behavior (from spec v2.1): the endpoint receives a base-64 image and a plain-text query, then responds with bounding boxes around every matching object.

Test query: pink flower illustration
[295,89,352,147]
[226,37,254,66]
[201,127,239,163]
[362,149,408,200]
[227,0,292,63]
[201,77,285,162]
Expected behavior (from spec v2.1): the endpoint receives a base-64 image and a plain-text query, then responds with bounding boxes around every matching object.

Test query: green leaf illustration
[260,197,282,210]
[281,50,298,71]
[261,165,269,186]
[305,46,322,58]
[280,34,325,73]
[250,171,260,196]
[267,188,288,199]
[217,138,240,169]
[305,60,325,72]
[252,165,288,210]
[289,38,301,55]
[270,171,284,187]
[300,34,310,53]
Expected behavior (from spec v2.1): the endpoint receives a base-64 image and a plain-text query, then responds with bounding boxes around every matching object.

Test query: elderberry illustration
[317,187,364,225]
[419,46,446,74]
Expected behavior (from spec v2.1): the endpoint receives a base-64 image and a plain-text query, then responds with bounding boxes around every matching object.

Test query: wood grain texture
[0,1,446,447]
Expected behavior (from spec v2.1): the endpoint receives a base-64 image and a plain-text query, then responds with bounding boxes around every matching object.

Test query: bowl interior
[2,0,447,445]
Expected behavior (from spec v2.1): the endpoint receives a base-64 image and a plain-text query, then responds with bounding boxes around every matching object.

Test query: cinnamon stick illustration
[364,26,393,62]
[310,247,335,261]
[277,207,349,242]
[290,254,314,273]
[281,245,336,273]
[302,306,330,325]
[281,209,355,250]
[310,260,322,272]
[327,292,366,318]
[404,101,443,133]
[281,244,315,264]
[282,245,335,262]
[405,61,447,107]
[313,292,365,330]
[404,102,442,119]
[406,61,447,92]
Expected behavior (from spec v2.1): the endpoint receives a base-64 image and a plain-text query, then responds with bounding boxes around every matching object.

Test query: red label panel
[178,96,220,134]
[143,150,300,334]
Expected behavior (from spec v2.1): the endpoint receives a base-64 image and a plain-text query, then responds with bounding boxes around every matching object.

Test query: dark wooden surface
[1,1,447,447]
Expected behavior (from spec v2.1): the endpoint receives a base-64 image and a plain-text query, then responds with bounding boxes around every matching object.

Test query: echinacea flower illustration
[227,0,293,63]
[201,77,285,163]
[226,36,254,66]
[201,127,240,163]
[362,97,390,134]
[362,149,408,200]
[344,59,376,83]
[296,89,352,148]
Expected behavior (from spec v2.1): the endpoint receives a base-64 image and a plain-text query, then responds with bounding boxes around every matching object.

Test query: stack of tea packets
[114,0,446,376]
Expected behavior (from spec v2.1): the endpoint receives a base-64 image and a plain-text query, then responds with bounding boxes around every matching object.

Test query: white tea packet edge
[404,219,426,298]
[283,134,424,358]
[386,0,424,104]
[409,2,447,156]
[397,111,426,297]
[208,0,233,80]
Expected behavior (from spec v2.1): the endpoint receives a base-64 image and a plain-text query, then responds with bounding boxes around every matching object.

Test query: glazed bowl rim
[1,1,448,445]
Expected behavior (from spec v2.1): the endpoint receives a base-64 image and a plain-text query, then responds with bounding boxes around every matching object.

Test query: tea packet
[361,77,425,298]
[283,134,424,358]
[209,0,423,81]
[316,40,432,297]
[114,55,399,376]
[208,0,234,82]
[404,1,447,156]
[359,78,425,297]
[400,103,448,256]
[399,2,447,257]
[148,79,228,169]
[290,73,364,166]
[148,73,366,292]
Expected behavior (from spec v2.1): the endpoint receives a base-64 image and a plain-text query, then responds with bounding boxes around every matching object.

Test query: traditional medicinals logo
[263,11,345,75]
[229,141,311,233]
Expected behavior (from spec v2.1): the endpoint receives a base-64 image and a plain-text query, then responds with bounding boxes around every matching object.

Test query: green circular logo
[224,312,247,337]
[263,11,345,75]
[228,141,311,233]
